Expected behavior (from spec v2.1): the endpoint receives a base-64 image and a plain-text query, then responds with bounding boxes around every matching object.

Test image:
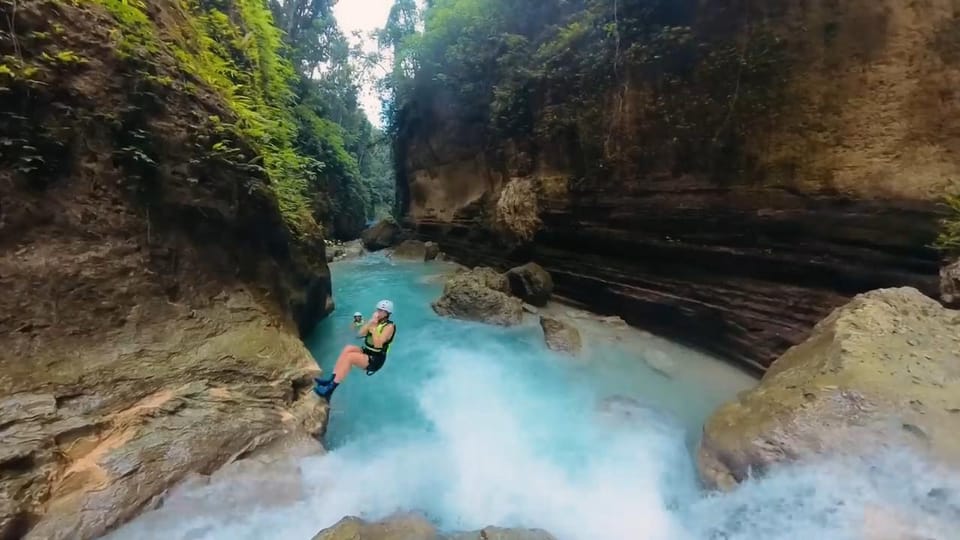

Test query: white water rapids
[106,255,960,540]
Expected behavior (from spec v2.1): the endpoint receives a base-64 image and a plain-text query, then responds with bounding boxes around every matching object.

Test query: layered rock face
[699,288,960,490]
[0,0,332,537]
[397,0,960,371]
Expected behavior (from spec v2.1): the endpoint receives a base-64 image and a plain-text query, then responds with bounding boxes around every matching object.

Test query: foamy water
[105,255,960,540]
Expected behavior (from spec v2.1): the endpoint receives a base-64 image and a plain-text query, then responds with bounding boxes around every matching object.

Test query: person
[352,312,364,329]
[314,299,396,400]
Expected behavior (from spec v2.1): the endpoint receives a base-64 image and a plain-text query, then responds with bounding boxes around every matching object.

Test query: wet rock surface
[698,287,960,490]
[328,239,367,262]
[361,218,403,251]
[506,263,554,307]
[101,434,325,539]
[0,4,333,533]
[0,285,329,540]
[312,514,556,540]
[539,315,582,354]
[432,268,523,326]
[595,395,679,431]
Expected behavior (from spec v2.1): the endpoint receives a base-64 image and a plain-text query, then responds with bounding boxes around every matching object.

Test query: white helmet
[376,299,394,314]
[353,312,362,317]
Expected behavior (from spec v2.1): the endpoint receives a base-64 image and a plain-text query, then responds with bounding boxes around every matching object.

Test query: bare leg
[317,345,361,383]
[332,346,369,383]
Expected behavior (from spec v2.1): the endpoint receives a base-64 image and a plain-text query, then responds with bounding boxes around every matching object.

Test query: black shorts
[364,350,386,374]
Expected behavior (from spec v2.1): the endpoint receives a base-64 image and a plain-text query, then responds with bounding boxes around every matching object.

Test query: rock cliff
[698,287,960,490]
[0,0,332,537]
[395,0,960,371]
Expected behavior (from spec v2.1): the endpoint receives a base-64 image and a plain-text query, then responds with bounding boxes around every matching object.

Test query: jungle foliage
[0,0,392,239]
[380,0,792,183]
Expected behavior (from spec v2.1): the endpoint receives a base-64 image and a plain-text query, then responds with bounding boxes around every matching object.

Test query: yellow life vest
[363,321,395,355]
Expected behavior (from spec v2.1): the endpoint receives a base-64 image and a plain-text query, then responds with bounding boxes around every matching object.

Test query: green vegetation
[935,195,960,255]
[382,0,790,182]
[0,0,392,239]
[86,0,391,237]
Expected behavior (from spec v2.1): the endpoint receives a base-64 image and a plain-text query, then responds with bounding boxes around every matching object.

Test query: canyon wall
[0,0,332,537]
[396,0,960,371]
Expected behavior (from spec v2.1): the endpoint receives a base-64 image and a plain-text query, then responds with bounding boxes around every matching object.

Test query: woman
[314,299,396,401]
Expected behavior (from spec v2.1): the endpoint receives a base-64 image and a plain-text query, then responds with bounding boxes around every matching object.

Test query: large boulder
[390,240,439,261]
[539,315,582,354]
[432,269,523,326]
[361,218,402,251]
[312,514,556,540]
[390,239,429,260]
[698,287,960,490]
[468,266,510,293]
[506,263,554,307]
[942,259,960,306]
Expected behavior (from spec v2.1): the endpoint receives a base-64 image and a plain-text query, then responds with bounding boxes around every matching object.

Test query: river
[105,254,958,540]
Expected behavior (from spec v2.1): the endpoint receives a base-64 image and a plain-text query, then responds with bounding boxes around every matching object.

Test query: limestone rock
[0,1,336,536]
[942,259,960,306]
[390,239,439,262]
[698,287,960,490]
[432,269,523,326]
[470,266,510,293]
[312,514,557,540]
[334,239,366,262]
[312,514,436,540]
[361,218,402,251]
[446,527,557,540]
[506,263,554,307]
[539,316,582,354]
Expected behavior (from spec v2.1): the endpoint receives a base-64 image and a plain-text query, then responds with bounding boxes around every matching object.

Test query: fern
[935,195,960,255]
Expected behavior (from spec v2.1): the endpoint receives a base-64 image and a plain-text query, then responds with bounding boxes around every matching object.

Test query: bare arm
[357,312,382,338]
[369,323,394,348]
[357,320,374,338]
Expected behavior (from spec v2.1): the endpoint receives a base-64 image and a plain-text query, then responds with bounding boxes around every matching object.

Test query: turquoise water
[305,255,749,452]
[106,255,960,540]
